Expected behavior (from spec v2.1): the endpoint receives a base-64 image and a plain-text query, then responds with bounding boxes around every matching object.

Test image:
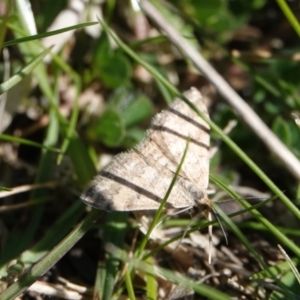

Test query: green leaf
[88,88,153,148]
[264,101,281,114]
[192,0,224,20]
[93,109,125,147]
[98,54,132,88]
[107,88,153,127]
[122,128,145,148]
[252,0,267,9]
[94,33,112,62]
[93,34,132,88]
[121,93,154,127]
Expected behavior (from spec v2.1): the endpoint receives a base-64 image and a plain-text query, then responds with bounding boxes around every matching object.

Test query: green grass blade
[124,269,136,300]
[136,138,190,258]
[101,212,128,300]
[67,135,97,187]
[0,47,51,94]
[56,77,81,164]
[276,0,300,38]
[145,257,158,300]
[0,133,60,152]
[3,22,97,47]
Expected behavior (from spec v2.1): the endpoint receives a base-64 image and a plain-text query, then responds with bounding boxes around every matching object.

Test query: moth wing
[148,88,210,189]
[81,150,195,211]
[81,88,209,211]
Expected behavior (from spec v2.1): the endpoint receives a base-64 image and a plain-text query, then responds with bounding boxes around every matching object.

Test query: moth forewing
[81,88,210,211]
[81,88,216,262]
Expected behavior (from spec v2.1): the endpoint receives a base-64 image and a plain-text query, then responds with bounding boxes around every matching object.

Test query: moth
[81,88,219,262]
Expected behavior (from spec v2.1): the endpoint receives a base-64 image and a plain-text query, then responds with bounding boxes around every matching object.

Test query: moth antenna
[211,207,228,245]
[208,209,212,264]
